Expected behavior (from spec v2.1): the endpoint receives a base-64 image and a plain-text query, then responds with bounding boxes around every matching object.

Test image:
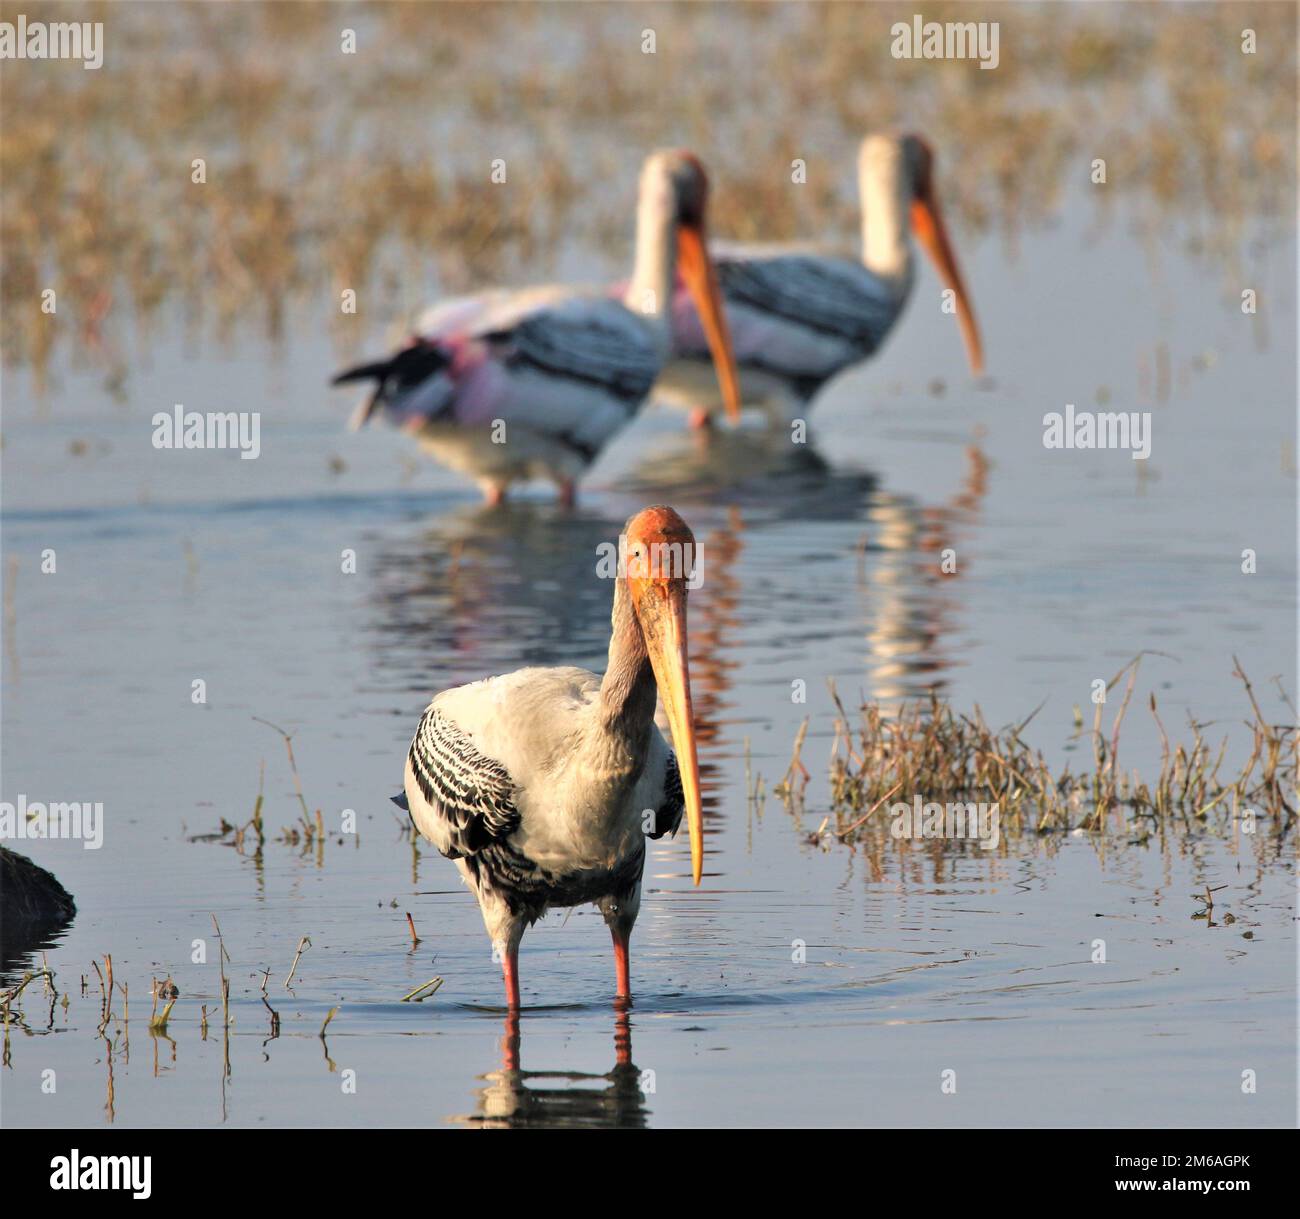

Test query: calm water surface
[2,188,1295,1127]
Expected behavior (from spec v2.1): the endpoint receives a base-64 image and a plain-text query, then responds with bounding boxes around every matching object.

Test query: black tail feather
[332,360,396,386]
[330,341,451,390]
[333,342,453,430]
[391,792,410,811]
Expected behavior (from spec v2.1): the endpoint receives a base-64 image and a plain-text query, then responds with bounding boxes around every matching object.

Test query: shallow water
[3,37,1297,1127]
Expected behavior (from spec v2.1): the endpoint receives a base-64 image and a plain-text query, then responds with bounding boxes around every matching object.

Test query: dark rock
[1,848,77,979]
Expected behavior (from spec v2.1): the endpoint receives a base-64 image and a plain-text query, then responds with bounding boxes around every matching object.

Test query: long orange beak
[677,223,742,424]
[642,581,705,885]
[911,188,983,376]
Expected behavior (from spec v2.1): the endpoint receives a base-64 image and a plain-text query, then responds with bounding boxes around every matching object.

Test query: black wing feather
[331,341,450,391]
[648,750,685,840]
[488,313,659,405]
[719,255,896,351]
[406,706,520,859]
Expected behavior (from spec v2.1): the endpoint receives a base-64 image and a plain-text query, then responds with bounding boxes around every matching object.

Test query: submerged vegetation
[780,656,1297,850]
[0,928,352,1120]
[3,1,1294,391]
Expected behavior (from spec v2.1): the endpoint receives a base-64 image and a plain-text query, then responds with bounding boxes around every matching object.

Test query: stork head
[623,505,705,886]
[861,133,983,376]
[641,150,742,423]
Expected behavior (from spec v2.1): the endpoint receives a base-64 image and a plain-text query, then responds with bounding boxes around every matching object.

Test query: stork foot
[687,406,714,431]
[482,483,506,507]
[557,479,577,509]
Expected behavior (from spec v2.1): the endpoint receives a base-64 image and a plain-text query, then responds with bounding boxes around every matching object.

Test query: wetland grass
[5,938,346,1094]
[150,992,177,1034]
[783,659,1297,847]
[400,977,445,1003]
[284,935,311,988]
[253,717,326,848]
[4,4,1292,389]
[258,970,281,1038]
[190,717,332,856]
[0,915,325,1048]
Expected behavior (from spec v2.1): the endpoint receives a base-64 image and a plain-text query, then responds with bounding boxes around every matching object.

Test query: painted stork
[332,152,741,505]
[654,133,983,427]
[394,505,704,1009]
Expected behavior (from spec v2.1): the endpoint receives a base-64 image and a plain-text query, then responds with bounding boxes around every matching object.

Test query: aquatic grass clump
[189,717,335,858]
[782,658,1296,844]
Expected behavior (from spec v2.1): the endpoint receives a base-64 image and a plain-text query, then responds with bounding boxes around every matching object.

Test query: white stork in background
[654,133,983,427]
[394,506,705,1009]
[332,152,741,505]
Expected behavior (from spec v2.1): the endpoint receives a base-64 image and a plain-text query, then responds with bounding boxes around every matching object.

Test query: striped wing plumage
[716,254,898,351]
[649,750,684,840]
[487,304,661,406]
[402,705,520,859]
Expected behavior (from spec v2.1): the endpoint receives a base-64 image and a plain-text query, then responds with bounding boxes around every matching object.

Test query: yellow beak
[912,188,983,376]
[677,223,743,424]
[643,582,704,885]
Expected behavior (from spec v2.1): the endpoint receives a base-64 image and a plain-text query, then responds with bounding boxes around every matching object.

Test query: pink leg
[558,479,577,509]
[483,484,506,507]
[502,943,521,1010]
[611,925,632,1007]
[687,406,714,431]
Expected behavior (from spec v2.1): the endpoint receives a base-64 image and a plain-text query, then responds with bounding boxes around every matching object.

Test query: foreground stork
[332,153,740,504]
[654,133,982,427]
[395,506,704,1008]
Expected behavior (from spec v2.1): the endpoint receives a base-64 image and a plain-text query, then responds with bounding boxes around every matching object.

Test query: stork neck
[599,579,657,743]
[622,197,675,354]
[860,154,914,292]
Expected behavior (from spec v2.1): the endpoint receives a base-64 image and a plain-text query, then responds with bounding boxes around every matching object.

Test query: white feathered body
[402,666,679,951]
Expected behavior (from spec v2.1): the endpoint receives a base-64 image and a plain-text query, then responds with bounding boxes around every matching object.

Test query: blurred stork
[333,153,740,504]
[394,506,705,1008]
[655,133,982,427]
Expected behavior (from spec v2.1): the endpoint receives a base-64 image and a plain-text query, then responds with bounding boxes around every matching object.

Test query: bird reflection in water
[455,1010,650,1129]
[615,421,877,520]
[858,441,989,708]
[367,418,879,702]
[367,503,625,695]
[619,420,991,712]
